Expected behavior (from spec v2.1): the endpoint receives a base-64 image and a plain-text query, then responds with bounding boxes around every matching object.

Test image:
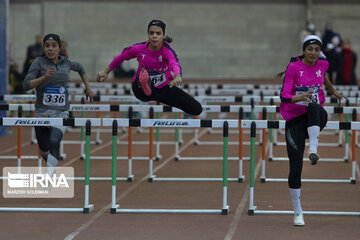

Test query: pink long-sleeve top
[109,41,181,88]
[280,57,329,121]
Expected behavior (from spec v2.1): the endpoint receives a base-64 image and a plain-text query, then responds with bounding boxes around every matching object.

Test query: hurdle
[106,119,230,214]
[246,121,360,216]
[0,118,97,213]
[241,119,358,184]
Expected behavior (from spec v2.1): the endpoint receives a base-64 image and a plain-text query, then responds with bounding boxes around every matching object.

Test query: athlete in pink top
[108,40,181,89]
[97,20,202,115]
[279,35,343,227]
[280,56,328,121]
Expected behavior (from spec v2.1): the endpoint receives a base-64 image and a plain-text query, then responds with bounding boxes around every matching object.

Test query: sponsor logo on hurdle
[200,98,228,102]
[153,121,189,126]
[70,106,100,111]
[14,120,51,125]
[3,167,74,198]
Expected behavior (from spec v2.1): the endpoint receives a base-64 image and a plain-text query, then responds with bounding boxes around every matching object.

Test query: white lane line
[224,142,268,240]
[64,128,208,240]
[0,141,31,154]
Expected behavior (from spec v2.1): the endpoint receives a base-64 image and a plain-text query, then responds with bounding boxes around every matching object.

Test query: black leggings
[132,79,203,115]
[35,126,64,160]
[285,103,327,189]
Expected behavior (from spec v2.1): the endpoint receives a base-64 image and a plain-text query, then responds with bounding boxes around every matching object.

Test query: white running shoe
[294,212,305,226]
[308,150,319,165]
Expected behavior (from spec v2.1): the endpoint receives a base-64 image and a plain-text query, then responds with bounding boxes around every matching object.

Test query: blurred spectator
[8,63,24,94]
[59,40,69,58]
[334,39,357,85]
[22,35,44,76]
[322,23,342,82]
[300,20,321,47]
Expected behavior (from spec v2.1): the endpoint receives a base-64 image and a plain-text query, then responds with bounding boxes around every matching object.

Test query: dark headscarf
[147,20,166,34]
[43,33,61,47]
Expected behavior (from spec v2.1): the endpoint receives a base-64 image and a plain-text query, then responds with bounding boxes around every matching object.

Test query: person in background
[22,35,44,76]
[322,23,342,82]
[23,33,95,175]
[279,35,343,226]
[334,39,357,85]
[8,63,24,94]
[59,40,69,58]
[299,19,321,48]
[97,19,202,116]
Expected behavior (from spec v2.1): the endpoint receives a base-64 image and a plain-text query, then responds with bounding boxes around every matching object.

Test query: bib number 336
[43,86,66,106]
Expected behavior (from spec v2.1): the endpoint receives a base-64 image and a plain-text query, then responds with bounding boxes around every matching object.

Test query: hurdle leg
[148,126,155,182]
[344,113,350,162]
[351,109,357,184]
[248,122,257,215]
[127,126,134,181]
[111,120,119,213]
[38,150,42,174]
[83,120,94,213]
[238,108,245,182]
[60,140,66,160]
[155,112,162,161]
[17,125,22,174]
[175,113,180,160]
[268,112,274,161]
[222,121,229,214]
[260,108,267,183]
[80,110,85,160]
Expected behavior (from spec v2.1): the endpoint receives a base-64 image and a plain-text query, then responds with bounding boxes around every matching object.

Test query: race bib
[295,86,319,105]
[43,86,66,106]
[149,71,166,87]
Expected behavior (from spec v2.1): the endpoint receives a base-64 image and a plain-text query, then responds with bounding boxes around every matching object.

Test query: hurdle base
[148,175,156,182]
[83,204,94,214]
[80,155,85,160]
[127,175,134,182]
[60,154,66,160]
[115,208,224,214]
[238,176,245,182]
[110,204,120,214]
[351,179,356,184]
[260,178,266,183]
[251,210,360,216]
[268,157,273,161]
[155,155,162,161]
[222,206,229,215]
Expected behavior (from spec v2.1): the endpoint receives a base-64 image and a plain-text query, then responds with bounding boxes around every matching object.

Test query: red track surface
[0,90,359,240]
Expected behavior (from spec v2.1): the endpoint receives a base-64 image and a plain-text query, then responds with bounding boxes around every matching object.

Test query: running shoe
[308,150,319,165]
[294,212,305,226]
[139,69,151,96]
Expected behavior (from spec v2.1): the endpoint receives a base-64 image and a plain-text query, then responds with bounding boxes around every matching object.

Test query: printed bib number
[295,86,319,105]
[149,72,166,87]
[43,86,66,106]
